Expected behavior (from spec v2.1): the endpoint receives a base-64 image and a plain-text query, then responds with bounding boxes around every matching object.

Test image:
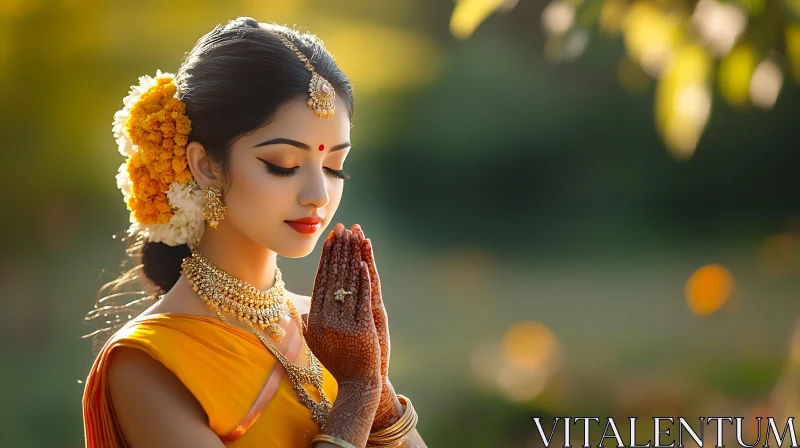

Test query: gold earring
[201,186,227,229]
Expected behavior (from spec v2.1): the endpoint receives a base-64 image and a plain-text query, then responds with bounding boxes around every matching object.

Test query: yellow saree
[82,312,339,447]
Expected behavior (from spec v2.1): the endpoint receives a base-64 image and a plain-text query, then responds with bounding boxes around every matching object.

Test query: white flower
[115,162,132,204]
[112,70,165,157]
[114,70,206,248]
[135,180,205,249]
[112,109,135,157]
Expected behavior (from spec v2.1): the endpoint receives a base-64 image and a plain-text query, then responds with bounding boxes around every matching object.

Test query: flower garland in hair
[113,70,205,249]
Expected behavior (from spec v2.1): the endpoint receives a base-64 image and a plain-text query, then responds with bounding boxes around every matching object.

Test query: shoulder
[286,290,311,315]
[106,346,220,447]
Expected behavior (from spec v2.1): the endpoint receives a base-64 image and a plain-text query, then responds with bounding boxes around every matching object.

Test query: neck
[193,222,279,292]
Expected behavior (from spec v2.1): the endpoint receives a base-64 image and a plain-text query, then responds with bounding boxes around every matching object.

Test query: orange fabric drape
[83,313,338,447]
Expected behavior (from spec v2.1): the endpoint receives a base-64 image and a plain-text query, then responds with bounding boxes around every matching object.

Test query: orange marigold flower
[122,75,192,225]
[175,170,193,184]
[174,135,188,149]
[172,157,187,173]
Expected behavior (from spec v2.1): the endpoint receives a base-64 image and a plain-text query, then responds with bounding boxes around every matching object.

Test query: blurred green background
[2,0,800,446]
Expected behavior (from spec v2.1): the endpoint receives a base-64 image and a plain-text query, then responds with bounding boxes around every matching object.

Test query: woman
[82,17,427,448]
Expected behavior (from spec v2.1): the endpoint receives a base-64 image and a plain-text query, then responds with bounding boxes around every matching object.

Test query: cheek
[224,162,293,227]
[325,180,345,214]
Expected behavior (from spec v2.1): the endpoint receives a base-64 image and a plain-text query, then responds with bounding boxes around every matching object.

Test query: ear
[186,141,222,189]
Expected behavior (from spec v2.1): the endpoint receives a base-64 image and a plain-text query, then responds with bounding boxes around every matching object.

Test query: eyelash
[259,159,351,180]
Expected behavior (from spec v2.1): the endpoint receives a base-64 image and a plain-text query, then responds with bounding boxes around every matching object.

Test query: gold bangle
[366,394,418,447]
[367,412,417,447]
[311,433,359,448]
[370,395,412,437]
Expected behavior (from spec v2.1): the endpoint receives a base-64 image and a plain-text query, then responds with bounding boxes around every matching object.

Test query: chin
[273,238,320,259]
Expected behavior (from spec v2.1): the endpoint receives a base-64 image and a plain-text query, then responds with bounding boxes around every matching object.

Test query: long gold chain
[181,253,333,427]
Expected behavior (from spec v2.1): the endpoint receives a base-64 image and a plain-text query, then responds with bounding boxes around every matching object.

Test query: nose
[297,168,330,209]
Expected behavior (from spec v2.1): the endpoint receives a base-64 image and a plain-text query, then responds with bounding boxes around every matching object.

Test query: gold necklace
[181,252,333,428]
[181,251,289,340]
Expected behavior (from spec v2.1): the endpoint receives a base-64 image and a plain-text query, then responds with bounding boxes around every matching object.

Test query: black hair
[84,17,353,350]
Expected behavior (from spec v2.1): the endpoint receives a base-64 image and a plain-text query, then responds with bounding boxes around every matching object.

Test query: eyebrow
[253,137,351,152]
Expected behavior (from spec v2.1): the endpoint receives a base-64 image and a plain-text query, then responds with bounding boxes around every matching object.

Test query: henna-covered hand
[350,224,389,380]
[302,223,383,446]
[350,223,405,431]
[304,223,382,386]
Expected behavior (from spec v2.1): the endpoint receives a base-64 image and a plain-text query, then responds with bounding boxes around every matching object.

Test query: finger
[353,235,364,278]
[343,232,363,319]
[309,240,333,333]
[363,238,386,315]
[363,239,389,361]
[324,227,350,323]
[325,222,343,300]
[363,238,381,289]
[311,232,333,307]
[356,261,374,324]
[322,226,343,322]
[341,228,353,283]
[351,223,365,240]
[336,229,356,318]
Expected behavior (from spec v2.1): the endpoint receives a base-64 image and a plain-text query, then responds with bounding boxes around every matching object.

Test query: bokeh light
[623,2,685,78]
[656,44,713,158]
[502,320,558,371]
[719,43,758,108]
[691,0,747,57]
[450,0,510,40]
[759,233,797,278]
[685,264,735,316]
[749,58,783,110]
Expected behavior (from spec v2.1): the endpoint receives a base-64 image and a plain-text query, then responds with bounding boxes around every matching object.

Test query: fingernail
[335,224,343,236]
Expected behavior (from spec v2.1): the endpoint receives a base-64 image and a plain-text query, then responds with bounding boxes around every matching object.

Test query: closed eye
[324,167,351,180]
[258,158,350,180]
[259,159,297,177]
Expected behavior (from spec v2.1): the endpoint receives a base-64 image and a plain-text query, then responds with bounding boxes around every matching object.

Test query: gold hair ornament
[276,33,336,118]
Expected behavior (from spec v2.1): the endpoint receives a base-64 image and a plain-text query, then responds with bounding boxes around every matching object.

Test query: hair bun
[141,240,191,293]
[225,17,260,30]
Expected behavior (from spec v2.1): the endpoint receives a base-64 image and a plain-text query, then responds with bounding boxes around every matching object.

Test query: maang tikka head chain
[276,32,336,118]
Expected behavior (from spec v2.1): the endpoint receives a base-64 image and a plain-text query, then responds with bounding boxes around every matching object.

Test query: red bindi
[318,144,325,151]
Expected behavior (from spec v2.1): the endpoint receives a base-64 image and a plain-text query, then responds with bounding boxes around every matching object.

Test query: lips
[285,217,323,235]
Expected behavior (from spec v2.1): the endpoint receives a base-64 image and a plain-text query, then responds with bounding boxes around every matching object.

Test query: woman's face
[221,95,351,258]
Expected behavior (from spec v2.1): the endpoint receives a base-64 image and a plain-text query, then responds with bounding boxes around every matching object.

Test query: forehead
[241,95,351,146]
